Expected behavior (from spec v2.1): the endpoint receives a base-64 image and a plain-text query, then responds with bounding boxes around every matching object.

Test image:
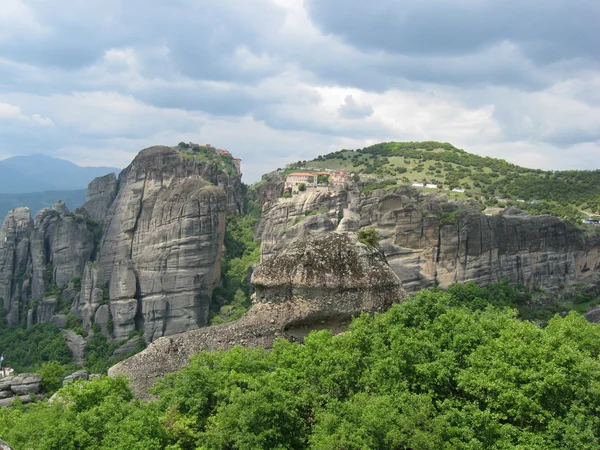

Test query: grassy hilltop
[285,141,600,221]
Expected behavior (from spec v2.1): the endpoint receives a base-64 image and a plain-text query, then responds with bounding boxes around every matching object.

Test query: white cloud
[0,0,597,184]
[0,101,53,126]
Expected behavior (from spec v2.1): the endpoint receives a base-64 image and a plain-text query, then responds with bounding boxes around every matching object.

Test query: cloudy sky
[0,0,598,182]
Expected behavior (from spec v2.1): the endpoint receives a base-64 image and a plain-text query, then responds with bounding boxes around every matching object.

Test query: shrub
[358,227,380,247]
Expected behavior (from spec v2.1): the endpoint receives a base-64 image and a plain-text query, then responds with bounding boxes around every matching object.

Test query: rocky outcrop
[9,373,42,396]
[0,207,32,325]
[81,173,118,220]
[251,232,406,327]
[0,204,95,326]
[0,144,241,341]
[97,149,230,340]
[110,231,405,397]
[63,330,86,365]
[257,189,347,262]
[250,171,285,205]
[258,186,600,294]
[0,373,42,404]
[62,370,89,386]
[112,335,143,358]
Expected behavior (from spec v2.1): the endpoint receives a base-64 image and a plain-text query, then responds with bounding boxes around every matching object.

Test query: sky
[0,0,598,182]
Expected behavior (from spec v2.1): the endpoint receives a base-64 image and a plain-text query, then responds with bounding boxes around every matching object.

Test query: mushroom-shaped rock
[250,232,406,327]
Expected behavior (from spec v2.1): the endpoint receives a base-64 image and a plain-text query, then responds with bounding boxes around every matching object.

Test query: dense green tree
[3,285,600,449]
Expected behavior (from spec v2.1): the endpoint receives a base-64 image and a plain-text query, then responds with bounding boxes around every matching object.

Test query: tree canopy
[3,284,600,449]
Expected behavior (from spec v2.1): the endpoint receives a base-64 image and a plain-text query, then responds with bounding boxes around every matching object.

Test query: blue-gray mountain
[0,154,119,194]
[0,189,87,225]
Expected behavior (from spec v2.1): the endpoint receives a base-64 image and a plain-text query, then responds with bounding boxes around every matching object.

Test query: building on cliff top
[285,172,317,191]
[232,157,242,174]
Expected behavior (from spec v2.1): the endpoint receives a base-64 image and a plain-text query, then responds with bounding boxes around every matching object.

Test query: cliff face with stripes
[257,185,600,294]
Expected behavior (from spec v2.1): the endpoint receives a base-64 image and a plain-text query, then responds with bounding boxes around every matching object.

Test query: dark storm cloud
[305,0,599,63]
[0,0,284,81]
[300,0,600,92]
[0,0,598,178]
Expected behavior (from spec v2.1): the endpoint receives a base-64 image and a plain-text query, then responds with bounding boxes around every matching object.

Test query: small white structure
[412,182,424,188]
[0,366,14,377]
[452,188,465,193]
[425,184,438,189]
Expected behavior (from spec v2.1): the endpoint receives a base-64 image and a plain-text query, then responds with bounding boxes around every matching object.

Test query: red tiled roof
[287,172,314,177]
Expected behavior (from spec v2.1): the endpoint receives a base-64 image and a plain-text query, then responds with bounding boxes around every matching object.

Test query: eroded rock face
[97,150,229,340]
[110,231,406,397]
[0,207,32,325]
[0,145,240,341]
[251,232,406,327]
[9,373,41,396]
[0,204,95,326]
[258,186,600,294]
[81,173,118,220]
[71,262,104,330]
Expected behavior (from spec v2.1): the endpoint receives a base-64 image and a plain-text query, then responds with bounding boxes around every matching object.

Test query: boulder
[251,232,406,327]
[112,336,143,358]
[0,377,13,390]
[62,370,89,386]
[0,390,13,399]
[0,394,41,408]
[9,373,41,396]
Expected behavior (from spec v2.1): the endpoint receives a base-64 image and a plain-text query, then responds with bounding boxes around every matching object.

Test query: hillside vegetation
[2,284,600,449]
[288,141,600,221]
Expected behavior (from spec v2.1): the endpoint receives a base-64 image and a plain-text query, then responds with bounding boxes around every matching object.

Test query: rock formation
[80,173,118,220]
[0,204,96,326]
[94,147,231,341]
[0,373,42,407]
[257,186,600,294]
[251,232,405,327]
[0,144,242,342]
[109,231,406,397]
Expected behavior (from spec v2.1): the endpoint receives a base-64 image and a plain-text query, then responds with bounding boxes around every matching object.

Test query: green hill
[285,141,600,222]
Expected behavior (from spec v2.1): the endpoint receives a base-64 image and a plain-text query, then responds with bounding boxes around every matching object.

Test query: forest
[2,283,600,449]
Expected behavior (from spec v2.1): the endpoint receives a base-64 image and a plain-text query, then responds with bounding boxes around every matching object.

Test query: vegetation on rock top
[176,142,239,178]
[282,141,600,222]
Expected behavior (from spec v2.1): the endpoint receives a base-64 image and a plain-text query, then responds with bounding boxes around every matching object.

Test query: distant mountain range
[0,189,87,224]
[0,154,120,224]
[0,154,119,194]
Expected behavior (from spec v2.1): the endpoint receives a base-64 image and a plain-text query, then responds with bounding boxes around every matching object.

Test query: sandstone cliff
[109,231,406,397]
[257,186,600,294]
[0,203,96,326]
[0,144,242,343]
